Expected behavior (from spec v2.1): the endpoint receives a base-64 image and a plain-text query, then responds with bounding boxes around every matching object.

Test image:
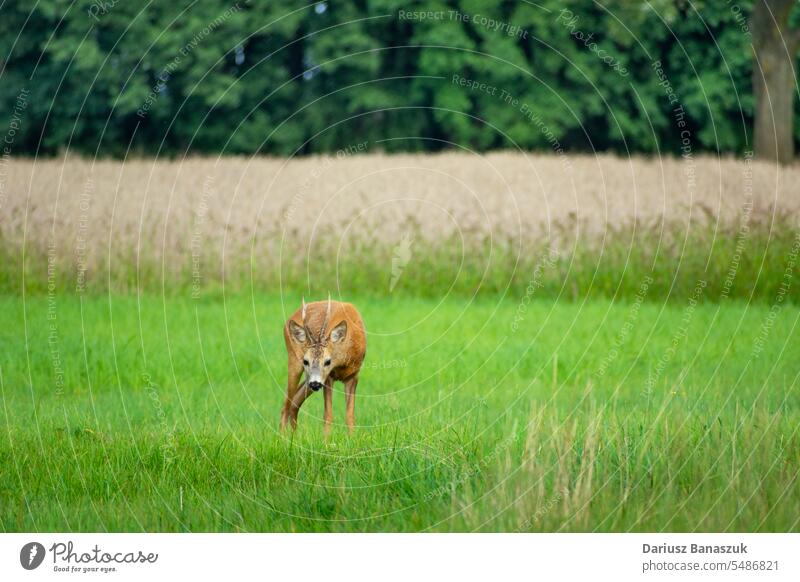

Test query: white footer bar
[2,534,798,581]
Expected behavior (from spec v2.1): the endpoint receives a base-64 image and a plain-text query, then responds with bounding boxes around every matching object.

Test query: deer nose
[309,381,323,391]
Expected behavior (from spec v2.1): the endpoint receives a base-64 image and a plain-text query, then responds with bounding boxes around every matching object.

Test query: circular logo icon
[20,542,46,570]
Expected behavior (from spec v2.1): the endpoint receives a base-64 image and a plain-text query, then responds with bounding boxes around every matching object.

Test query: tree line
[0,0,797,161]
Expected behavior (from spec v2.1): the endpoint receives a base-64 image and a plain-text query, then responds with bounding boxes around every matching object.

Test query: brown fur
[281,299,366,434]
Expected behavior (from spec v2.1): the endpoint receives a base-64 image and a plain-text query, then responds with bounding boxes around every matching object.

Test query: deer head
[287,295,348,391]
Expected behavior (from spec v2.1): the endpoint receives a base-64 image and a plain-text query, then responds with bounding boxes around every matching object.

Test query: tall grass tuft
[4,212,799,303]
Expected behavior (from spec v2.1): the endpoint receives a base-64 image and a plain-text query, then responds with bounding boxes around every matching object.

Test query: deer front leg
[281,362,304,430]
[281,381,306,430]
[323,378,334,438]
[344,375,358,434]
[287,380,315,429]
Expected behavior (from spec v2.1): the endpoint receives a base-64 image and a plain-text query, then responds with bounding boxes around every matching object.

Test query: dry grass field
[3,152,798,245]
[1,152,799,301]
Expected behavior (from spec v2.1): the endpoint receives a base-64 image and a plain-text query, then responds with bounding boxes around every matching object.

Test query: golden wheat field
[2,152,798,280]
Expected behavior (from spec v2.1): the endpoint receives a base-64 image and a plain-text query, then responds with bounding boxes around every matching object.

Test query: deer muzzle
[307,366,324,391]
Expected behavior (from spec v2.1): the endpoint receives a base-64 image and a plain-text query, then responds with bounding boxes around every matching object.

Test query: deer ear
[330,320,347,343]
[288,320,307,343]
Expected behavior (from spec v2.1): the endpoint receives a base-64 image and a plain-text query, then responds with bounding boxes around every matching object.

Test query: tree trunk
[751,0,799,164]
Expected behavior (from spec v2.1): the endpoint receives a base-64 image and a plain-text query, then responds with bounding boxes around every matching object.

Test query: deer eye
[324,359,332,366]
[303,359,309,366]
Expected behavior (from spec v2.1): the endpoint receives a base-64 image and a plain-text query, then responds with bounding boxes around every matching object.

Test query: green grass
[1,293,799,531]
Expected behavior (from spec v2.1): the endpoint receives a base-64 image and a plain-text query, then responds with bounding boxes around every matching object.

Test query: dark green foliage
[0,0,793,157]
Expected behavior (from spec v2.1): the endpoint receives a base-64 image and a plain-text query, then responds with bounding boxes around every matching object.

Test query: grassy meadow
[2,154,800,532]
[1,293,799,532]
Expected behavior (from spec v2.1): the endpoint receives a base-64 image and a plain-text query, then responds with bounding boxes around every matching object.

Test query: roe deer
[281,297,366,434]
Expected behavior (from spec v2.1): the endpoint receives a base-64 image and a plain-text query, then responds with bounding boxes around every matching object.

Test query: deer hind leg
[344,375,359,434]
[323,378,334,438]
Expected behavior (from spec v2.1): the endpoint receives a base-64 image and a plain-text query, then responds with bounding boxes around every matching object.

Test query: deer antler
[301,297,312,343]
[319,293,332,342]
